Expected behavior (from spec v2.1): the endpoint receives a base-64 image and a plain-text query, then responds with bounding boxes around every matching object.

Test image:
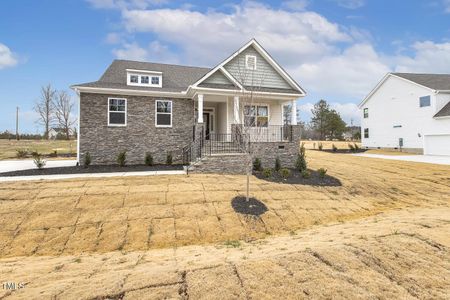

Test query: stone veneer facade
[79,93,195,165]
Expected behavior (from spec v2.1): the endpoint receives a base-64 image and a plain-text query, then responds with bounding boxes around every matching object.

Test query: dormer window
[127,69,162,87]
[246,55,257,70]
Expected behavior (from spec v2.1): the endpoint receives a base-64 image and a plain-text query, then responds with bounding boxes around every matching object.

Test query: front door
[203,112,210,140]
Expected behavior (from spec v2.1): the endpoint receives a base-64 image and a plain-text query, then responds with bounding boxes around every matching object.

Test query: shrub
[84,152,91,167]
[318,142,323,151]
[117,151,127,167]
[274,157,281,171]
[253,158,262,171]
[145,152,153,166]
[332,144,338,152]
[262,168,272,178]
[49,150,57,157]
[354,143,359,151]
[166,152,173,165]
[16,149,28,158]
[318,168,327,178]
[279,168,291,179]
[30,150,39,157]
[295,143,307,172]
[348,143,355,152]
[32,153,46,170]
[301,169,311,179]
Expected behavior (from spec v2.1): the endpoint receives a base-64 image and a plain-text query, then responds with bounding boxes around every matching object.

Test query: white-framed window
[108,98,127,126]
[245,55,257,70]
[419,95,431,107]
[155,100,172,127]
[151,76,160,85]
[244,105,268,127]
[141,75,149,84]
[127,69,162,87]
[363,108,369,118]
[364,128,369,138]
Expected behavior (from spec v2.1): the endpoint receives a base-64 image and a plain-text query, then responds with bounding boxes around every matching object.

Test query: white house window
[130,75,139,83]
[245,55,257,70]
[108,98,126,126]
[141,76,149,84]
[244,105,268,127]
[364,128,369,138]
[155,100,172,127]
[151,76,160,85]
[363,108,369,118]
[419,95,430,107]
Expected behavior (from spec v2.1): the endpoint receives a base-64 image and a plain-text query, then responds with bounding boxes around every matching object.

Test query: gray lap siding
[79,93,194,165]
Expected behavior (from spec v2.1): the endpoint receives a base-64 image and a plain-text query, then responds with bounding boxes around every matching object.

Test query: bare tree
[34,84,56,139]
[54,91,76,140]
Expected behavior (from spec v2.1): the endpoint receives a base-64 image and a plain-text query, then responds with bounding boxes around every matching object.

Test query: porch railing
[235,125,293,142]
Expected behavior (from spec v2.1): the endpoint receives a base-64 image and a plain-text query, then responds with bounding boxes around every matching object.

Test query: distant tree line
[299,99,360,141]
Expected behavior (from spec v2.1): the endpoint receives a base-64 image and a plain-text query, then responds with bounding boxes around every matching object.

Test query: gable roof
[392,73,450,91]
[191,39,306,95]
[358,72,450,108]
[434,101,450,118]
[72,60,210,93]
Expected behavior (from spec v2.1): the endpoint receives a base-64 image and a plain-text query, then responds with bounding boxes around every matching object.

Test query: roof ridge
[392,72,450,76]
[113,59,211,70]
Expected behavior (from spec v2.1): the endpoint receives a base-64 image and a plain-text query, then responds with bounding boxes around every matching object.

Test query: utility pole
[16,106,19,141]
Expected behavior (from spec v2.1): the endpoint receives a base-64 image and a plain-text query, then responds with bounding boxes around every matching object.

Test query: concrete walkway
[0,170,186,182]
[0,159,78,173]
[352,153,450,166]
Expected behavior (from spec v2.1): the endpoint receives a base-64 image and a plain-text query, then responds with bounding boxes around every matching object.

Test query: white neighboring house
[359,73,450,155]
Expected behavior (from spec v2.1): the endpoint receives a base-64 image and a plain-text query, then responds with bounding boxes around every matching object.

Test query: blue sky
[1,0,450,133]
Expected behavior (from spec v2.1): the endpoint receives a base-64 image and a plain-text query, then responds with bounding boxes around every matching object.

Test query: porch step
[188,153,247,175]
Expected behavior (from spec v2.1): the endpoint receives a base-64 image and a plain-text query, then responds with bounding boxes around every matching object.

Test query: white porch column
[233,96,240,123]
[291,99,297,125]
[198,94,204,123]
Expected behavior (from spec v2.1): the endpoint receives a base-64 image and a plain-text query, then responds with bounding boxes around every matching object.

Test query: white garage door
[424,134,450,156]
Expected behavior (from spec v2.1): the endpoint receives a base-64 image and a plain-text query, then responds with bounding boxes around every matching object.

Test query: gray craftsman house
[71,39,305,173]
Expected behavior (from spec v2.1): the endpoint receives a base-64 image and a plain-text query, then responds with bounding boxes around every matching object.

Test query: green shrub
[332,144,338,152]
[166,152,173,165]
[274,157,281,171]
[295,143,307,172]
[253,158,262,171]
[84,152,91,167]
[16,149,28,158]
[301,169,311,179]
[32,153,46,170]
[354,143,359,151]
[318,168,327,178]
[318,142,323,151]
[145,152,153,166]
[348,143,355,152]
[117,151,127,167]
[262,168,272,178]
[279,168,291,179]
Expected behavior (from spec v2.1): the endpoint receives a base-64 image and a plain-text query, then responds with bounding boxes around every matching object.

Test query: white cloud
[297,102,360,125]
[112,42,149,60]
[105,32,122,44]
[86,0,167,10]
[444,0,450,13]
[294,43,391,98]
[394,41,450,73]
[112,41,179,63]
[333,0,365,9]
[0,43,19,69]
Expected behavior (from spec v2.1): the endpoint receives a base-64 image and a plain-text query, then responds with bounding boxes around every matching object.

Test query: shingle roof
[434,101,450,118]
[73,60,210,93]
[392,73,450,91]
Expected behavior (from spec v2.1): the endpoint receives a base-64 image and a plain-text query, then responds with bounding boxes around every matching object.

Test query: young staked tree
[231,51,270,202]
[34,84,56,139]
[54,91,76,140]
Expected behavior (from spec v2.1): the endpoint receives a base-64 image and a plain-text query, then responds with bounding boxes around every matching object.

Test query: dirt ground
[0,150,449,299]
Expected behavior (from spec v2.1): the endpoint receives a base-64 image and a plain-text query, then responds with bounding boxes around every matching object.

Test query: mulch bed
[254,168,342,186]
[310,149,366,154]
[231,196,268,216]
[0,164,184,177]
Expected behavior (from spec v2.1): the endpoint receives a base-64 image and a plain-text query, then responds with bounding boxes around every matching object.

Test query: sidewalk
[0,159,78,173]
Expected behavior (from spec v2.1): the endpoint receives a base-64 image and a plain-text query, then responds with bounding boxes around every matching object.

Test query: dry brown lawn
[0,150,449,299]
[0,139,76,160]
